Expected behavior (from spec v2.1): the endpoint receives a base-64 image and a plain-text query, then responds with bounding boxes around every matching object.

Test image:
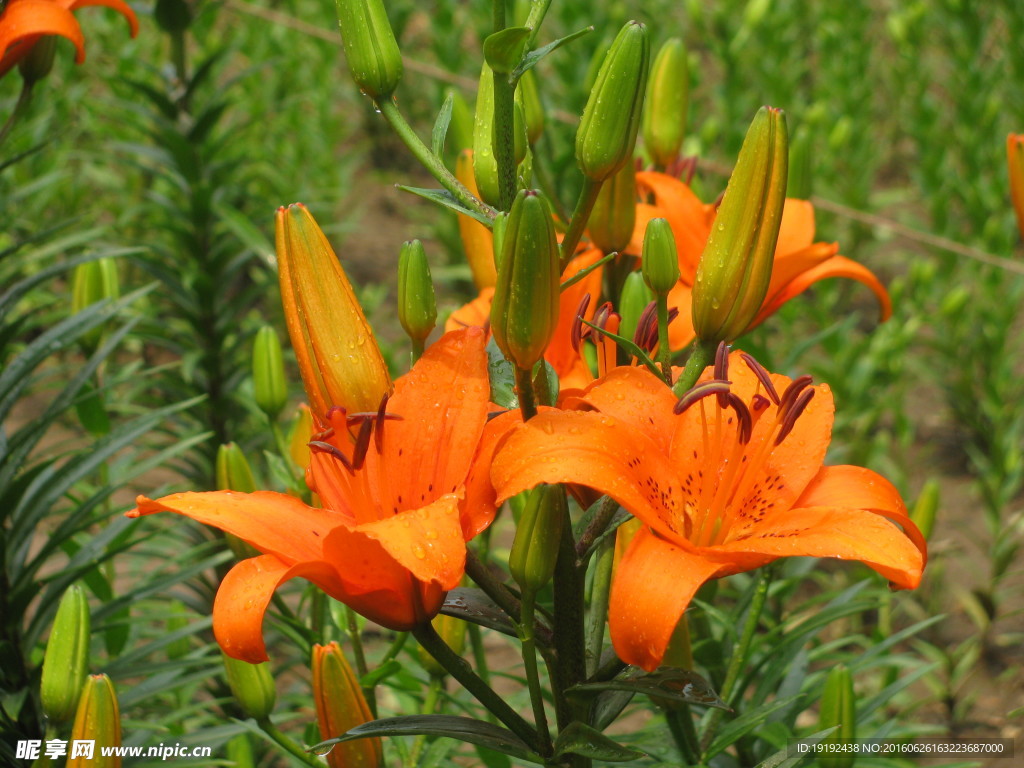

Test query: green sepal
[484,27,531,75]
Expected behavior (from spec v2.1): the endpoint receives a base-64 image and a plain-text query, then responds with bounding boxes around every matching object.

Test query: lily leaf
[396,185,492,226]
[431,91,455,158]
[569,667,729,710]
[512,26,594,81]
[309,715,543,765]
[552,722,644,763]
[360,658,403,688]
[484,27,531,74]
[578,317,662,378]
[440,588,517,638]
[753,726,838,768]
[485,337,558,410]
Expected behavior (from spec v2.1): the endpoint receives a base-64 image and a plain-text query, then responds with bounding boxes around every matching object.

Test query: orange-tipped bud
[312,643,381,768]
[490,190,559,371]
[692,106,788,344]
[68,675,121,768]
[275,204,392,419]
[455,151,497,289]
[1009,134,1024,241]
[287,404,314,471]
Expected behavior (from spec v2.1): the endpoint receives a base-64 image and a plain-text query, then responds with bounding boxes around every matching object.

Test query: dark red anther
[590,301,614,343]
[308,440,353,471]
[778,374,813,416]
[673,379,732,415]
[739,352,780,405]
[374,392,390,454]
[633,300,659,352]
[351,419,373,470]
[751,393,771,413]
[726,392,753,444]
[571,293,592,353]
[714,341,731,406]
[775,388,815,445]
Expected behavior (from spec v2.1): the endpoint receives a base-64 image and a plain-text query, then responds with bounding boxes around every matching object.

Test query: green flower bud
[642,217,680,295]
[787,123,813,199]
[513,100,528,168]
[19,36,57,86]
[491,211,508,271]
[41,584,90,722]
[576,21,650,181]
[154,0,192,33]
[518,69,544,146]
[692,106,788,344]
[510,485,566,594]
[819,664,856,768]
[222,653,276,720]
[70,257,120,352]
[418,614,467,678]
[336,0,403,100]
[589,159,637,254]
[490,190,559,371]
[225,735,257,768]
[216,444,260,559]
[642,37,689,168]
[910,479,939,542]
[472,63,501,207]
[397,240,437,344]
[618,271,654,342]
[68,675,121,768]
[252,325,288,419]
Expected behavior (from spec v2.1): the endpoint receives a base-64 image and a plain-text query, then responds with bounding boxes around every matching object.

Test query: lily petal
[665,282,696,351]
[492,410,689,537]
[462,409,523,540]
[719,506,924,589]
[609,527,728,671]
[776,198,817,255]
[634,172,712,276]
[567,367,678,452]
[445,287,493,332]
[0,1,84,76]
[756,254,892,328]
[214,554,348,663]
[130,491,340,564]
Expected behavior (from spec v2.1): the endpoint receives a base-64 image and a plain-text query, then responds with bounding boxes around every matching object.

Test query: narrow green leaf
[705,695,803,760]
[753,726,838,768]
[559,251,616,292]
[553,722,644,762]
[512,26,594,80]
[431,91,455,158]
[578,317,662,378]
[569,668,728,710]
[440,588,517,638]
[309,715,542,764]
[397,185,493,226]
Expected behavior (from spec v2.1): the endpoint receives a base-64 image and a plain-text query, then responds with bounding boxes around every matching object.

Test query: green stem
[699,568,772,756]
[344,606,376,717]
[575,496,621,560]
[310,590,325,644]
[0,81,33,148]
[523,0,554,49]
[519,592,553,753]
[515,365,538,421]
[408,676,445,767]
[550,493,588,736]
[465,549,522,620]
[665,708,699,765]
[411,337,425,365]
[560,177,603,271]
[585,537,614,676]
[492,0,516,210]
[656,294,673,385]
[256,718,323,768]
[380,631,409,666]
[412,623,539,748]
[672,339,717,396]
[377,99,495,221]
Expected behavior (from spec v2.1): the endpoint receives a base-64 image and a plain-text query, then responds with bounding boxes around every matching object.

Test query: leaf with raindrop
[568,667,729,710]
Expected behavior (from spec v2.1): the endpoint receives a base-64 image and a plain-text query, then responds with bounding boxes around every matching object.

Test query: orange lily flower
[446,247,605,391]
[630,171,892,350]
[129,327,500,663]
[0,0,138,80]
[491,350,925,671]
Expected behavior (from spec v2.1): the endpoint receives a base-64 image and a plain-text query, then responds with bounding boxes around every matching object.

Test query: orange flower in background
[312,642,381,768]
[491,350,925,671]
[630,171,893,350]
[129,327,500,663]
[1008,134,1024,241]
[0,0,138,80]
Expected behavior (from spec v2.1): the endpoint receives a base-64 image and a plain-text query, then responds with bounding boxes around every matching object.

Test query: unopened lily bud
[71,257,120,352]
[223,653,276,720]
[216,443,257,493]
[336,0,403,100]
[253,326,288,419]
[491,211,509,270]
[787,123,813,199]
[618,271,654,343]
[819,664,856,768]
[589,159,637,254]
[19,36,57,85]
[67,675,121,768]
[490,190,559,370]
[642,217,680,295]
[225,734,256,768]
[312,642,381,768]
[1008,134,1024,241]
[446,88,475,159]
[576,21,650,181]
[455,151,497,289]
[418,614,466,678]
[911,479,939,542]
[154,0,191,33]
[692,106,788,344]
[41,584,90,722]
[276,204,392,419]
[513,100,528,168]
[287,404,314,470]
[642,37,689,168]
[473,63,501,207]
[397,240,437,344]
[518,69,544,146]
[510,485,566,594]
